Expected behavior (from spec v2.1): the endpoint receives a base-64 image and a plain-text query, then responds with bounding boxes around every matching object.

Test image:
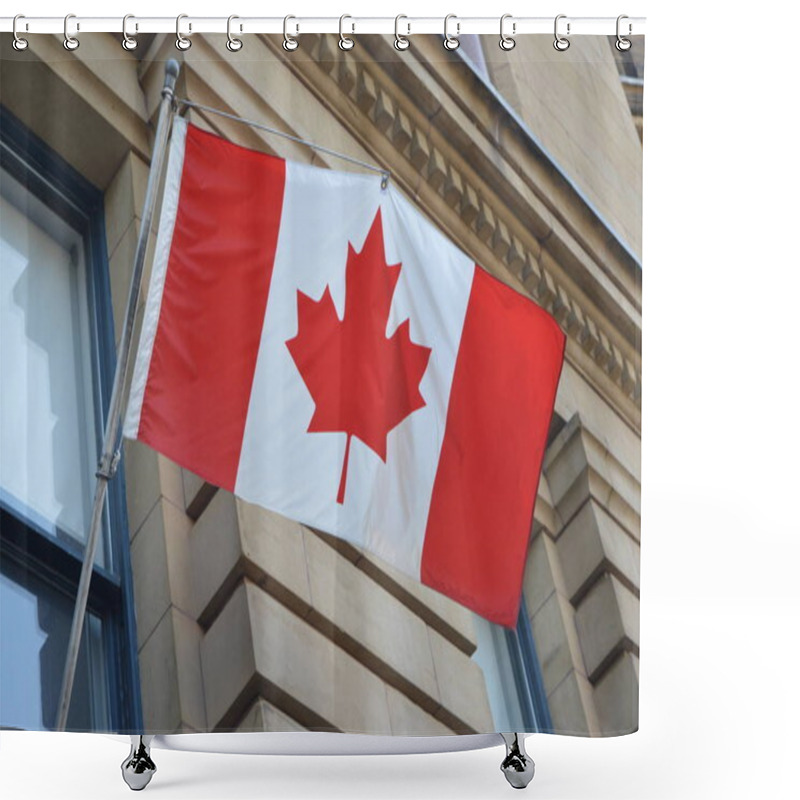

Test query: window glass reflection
[0,558,110,731]
[0,167,106,569]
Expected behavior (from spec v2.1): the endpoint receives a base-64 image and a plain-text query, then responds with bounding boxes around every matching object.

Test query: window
[472,598,553,732]
[0,106,141,732]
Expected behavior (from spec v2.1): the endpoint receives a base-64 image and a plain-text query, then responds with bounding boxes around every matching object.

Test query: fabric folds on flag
[124,117,566,627]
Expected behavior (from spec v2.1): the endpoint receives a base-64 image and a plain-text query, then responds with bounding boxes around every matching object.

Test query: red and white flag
[124,118,565,627]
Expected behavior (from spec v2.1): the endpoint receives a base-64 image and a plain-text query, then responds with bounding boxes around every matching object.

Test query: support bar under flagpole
[55,59,181,733]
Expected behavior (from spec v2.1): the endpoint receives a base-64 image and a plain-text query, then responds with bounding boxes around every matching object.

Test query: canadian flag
[124,118,565,627]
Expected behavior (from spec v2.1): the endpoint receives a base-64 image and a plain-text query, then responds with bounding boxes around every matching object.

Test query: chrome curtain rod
[1,16,646,36]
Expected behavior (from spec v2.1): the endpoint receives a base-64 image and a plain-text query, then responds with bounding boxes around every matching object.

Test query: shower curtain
[0,27,643,741]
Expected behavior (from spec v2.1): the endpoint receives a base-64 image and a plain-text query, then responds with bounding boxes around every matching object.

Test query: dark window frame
[0,104,142,733]
[505,599,554,732]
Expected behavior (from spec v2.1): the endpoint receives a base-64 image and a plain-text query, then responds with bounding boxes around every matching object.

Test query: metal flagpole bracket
[54,59,181,732]
[95,449,121,480]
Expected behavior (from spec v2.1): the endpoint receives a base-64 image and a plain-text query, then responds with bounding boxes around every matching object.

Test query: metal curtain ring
[227,15,243,51]
[175,14,191,51]
[283,15,298,51]
[339,15,354,50]
[499,14,516,50]
[12,14,28,51]
[63,14,79,51]
[122,14,138,51]
[394,15,410,51]
[443,14,459,51]
[553,14,570,51]
[615,14,632,51]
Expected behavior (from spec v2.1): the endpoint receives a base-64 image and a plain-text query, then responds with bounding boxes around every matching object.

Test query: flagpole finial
[161,59,180,104]
[163,59,181,100]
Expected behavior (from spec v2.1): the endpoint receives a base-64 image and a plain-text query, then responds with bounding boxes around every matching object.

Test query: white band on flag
[123,117,188,439]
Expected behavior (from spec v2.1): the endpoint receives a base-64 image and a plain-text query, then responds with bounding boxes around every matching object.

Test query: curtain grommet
[499,14,516,51]
[227,15,243,52]
[12,14,29,51]
[553,14,570,51]
[283,15,299,51]
[443,14,460,51]
[175,13,191,51]
[63,13,80,51]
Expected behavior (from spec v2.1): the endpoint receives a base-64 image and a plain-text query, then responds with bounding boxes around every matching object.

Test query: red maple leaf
[286,208,432,505]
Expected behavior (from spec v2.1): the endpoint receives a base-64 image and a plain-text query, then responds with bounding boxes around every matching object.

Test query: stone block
[460,184,480,227]
[104,166,135,260]
[606,489,641,541]
[579,314,601,356]
[181,471,218,520]
[202,580,396,733]
[161,499,195,618]
[123,438,161,540]
[410,128,430,171]
[356,68,377,114]
[385,685,453,736]
[556,500,640,602]
[199,581,257,730]
[354,547,478,654]
[374,89,395,133]
[104,150,149,256]
[392,109,413,152]
[574,574,639,681]
[191,493,315,626]
[303,530,439,702]
[529,590,585,693]
[427,628,493,732]
[566,297,585,336]
[427,147,447,192]
[189,490,241,620]
[506,235,526,276]
[108,220,138,346]
[522,532,563,618]
[236,500,313,608]
[521,252,543,297]
[123,439,187,540]
[593,651,639,735]
[476,199,495,242]
[169,606,208,732]
[608,344,625,382]
[537,266,557,309]
[443,166,463,208]
[237,698,305,733]
[546,669,599,736]
[552,285,571,326]
[544,416,589,509]
[584,434,641,515]
[137,604,180,733]
[492,219,511,260]
[130,502,170,649]
[337,58,357,96]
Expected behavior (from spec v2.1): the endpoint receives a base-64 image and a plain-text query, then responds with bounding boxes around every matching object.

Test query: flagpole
[55,59,181,732]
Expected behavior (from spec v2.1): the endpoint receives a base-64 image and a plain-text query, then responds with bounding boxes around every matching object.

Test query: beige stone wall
[481,35,644,258]
[1,30,641,737]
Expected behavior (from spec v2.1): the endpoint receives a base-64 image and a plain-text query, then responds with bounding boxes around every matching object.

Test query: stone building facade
[0,31,641,738]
